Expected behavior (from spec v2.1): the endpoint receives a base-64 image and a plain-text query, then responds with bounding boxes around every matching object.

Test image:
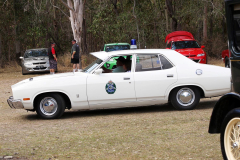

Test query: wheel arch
[33,92,72,110]
[168,85,205,102]
[209,92,240,134]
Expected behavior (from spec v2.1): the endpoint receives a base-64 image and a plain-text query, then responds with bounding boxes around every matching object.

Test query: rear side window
[135,54,161,72]
[159,55,173,69]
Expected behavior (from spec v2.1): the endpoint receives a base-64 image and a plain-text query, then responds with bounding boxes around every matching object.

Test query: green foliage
[0,0,228,67]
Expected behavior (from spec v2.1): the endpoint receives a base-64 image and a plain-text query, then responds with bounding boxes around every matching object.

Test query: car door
[133,54,178,104]
[87,55,136,109]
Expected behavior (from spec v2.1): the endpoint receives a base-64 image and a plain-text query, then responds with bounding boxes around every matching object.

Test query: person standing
[48,43,57,75]
[71,40,80,72]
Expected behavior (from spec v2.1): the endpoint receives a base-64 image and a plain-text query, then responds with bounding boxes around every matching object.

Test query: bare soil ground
[0,59,225,160]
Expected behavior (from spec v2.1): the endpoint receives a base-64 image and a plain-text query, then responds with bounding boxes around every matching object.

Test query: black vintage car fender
[209,92,240,133]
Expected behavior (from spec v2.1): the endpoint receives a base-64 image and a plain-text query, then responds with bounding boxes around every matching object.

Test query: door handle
[167,74,174,77]
[124,77,130,80]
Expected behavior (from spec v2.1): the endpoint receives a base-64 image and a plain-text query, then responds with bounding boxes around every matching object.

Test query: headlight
[24,63,32,66]
[197,53,205,57]
[106,63,110,68]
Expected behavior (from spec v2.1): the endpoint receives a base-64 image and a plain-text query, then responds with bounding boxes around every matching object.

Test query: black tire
[225,57,230,68]
[220,108,240,160]
[170,86,200,110]
[36,93,65,119]
[22,67,27,75]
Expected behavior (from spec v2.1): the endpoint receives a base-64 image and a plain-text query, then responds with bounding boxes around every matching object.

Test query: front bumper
[7,96,24,109]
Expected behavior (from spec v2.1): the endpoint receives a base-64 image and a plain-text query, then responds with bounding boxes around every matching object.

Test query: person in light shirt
[102,56,126,73]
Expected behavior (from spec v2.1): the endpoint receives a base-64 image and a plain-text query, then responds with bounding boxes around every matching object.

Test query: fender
[208,92,240,134]
[165,83,205,99]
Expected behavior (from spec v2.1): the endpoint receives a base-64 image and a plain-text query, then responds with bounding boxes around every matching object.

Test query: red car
[221,49,230,68]
[165,31,207,64]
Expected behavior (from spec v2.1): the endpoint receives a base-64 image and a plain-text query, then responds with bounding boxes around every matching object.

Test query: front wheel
[36,93,65,119]
[221,109,240,160]
[170,86,200,110]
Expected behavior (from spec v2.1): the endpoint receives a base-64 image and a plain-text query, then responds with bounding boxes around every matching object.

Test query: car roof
[90,49,196,66]
[105,43,130,46]
[26,48,48,51]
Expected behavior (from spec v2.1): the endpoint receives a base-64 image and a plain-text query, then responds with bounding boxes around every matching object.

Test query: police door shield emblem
[105,80,117,94]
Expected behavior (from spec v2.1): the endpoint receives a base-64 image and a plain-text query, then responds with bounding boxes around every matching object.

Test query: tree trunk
[209,0,213,38]
[203,4,208,42]
[60,0,85,68]
[165,1,169,32]
[133,0,140,48]
[14,0,21,61]
[165,0,177,31]
[66,0,84,48]
[110,0,118,16]
[0,33,3,68]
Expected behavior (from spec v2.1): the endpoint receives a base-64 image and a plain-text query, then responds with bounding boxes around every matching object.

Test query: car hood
[12,72,85,87]
[175,48,204,56]
[24,56,49,61]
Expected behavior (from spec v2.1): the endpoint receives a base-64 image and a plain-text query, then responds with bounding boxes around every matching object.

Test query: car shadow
[23,99,218,120]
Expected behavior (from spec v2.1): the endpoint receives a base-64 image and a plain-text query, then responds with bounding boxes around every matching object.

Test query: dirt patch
[0,60,225,159]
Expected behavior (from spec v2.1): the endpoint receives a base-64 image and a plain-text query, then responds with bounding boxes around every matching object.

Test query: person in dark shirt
[71,40,80,72]
[48,43,57,75]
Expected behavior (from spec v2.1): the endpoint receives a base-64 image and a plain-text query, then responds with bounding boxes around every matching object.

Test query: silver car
[20,48,50,75]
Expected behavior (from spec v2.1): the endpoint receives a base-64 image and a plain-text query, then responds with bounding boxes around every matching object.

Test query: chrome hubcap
[40,97,58,116]
[233,142,239,148]
[224,118,240,159]
[176,88,195,106]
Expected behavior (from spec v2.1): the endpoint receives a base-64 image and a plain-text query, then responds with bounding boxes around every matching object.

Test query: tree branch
[2,0,8,8]
[59,0,74,11]
[50,0,70,19]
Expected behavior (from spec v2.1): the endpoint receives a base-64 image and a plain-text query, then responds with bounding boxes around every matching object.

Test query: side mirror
[19,57,24,60]
[201,46,205,49]
[95,68,103,75]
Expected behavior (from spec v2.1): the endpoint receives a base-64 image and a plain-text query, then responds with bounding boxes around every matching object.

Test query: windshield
[105,45,130,52]
[172,41,200,49]
[24,49,48,58]
[83,59,103,73]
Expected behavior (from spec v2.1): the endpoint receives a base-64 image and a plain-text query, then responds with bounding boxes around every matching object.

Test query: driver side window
[102,55,133,73]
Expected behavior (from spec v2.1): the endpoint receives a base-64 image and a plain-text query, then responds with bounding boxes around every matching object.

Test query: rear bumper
[7,96,24,109]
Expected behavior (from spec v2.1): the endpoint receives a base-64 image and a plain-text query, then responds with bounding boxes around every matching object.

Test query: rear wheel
[220,109,240,160]
[36,93,65,119]
[225,57,230,68]
[170,86,200,110]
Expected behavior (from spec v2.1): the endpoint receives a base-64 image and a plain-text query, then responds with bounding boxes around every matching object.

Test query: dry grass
[0,57,225,160]
[207,57,224,67]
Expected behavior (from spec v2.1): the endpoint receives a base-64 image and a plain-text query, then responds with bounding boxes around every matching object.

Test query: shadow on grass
[23,98,218,120]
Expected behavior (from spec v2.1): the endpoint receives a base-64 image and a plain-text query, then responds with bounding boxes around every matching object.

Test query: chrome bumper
[7,96,24,109]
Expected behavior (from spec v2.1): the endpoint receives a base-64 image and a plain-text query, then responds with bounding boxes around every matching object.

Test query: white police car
[8,49,231,119]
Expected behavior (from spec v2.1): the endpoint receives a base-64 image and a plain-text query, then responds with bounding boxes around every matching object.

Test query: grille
[186,55,196,57]
[33,62,46,65]
[33,67,47,70]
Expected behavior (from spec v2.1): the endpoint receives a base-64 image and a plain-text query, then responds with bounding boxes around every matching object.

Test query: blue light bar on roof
[130,39,137,49]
